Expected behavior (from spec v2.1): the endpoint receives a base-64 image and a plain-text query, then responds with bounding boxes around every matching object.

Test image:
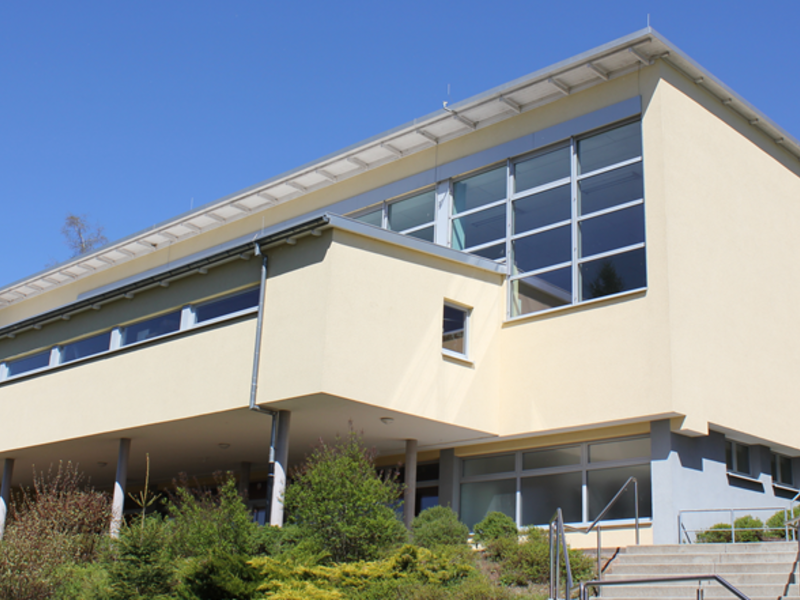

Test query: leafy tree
[61,213,108,257]
[283,429,407,562]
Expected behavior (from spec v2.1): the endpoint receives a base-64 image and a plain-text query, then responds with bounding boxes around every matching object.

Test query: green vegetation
[0,434,595,599]
[473,511,518,546]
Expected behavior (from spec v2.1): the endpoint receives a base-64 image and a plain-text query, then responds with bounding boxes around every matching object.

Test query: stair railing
[549,476,640,599]
[579,575,750,600]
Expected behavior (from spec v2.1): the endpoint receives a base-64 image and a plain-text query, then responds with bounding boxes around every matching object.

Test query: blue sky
[2,1,798,288]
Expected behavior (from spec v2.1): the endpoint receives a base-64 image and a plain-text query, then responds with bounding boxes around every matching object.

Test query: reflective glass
[355,209,382,227]
[443,305,466,355]
[515,147,570,193]
[522,472,582,525]
[511,268,572,316]
[463,454,515,477]
[122,311,181,345]
[388,191,435,232]
[196,288,260,323]
[578,122,641,174]
[514,185,570,234]
[725,441,734,471]
[579,163,643,216]
[460,479,516,530]
[61,331,111,364]
[512,226,571,274]
[453,167,506,214]
[589,438,650,463]
[773,454,793,486]
[7,350,50,377]
[471,243,506,261]
[580,205,644,258]
[580,248,646,300]
[452,205,506,250]
[405,226,434,243]
[523,445,582,470]
[588,464,652,521]
[736,444,751,474]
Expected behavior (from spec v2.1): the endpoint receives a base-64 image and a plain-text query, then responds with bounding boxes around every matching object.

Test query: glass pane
[417,463,440,482]
[736,444,751,474]
[580,205,644,258]
[522,472,582,526]
[523,446,582,470]
[354,208,382,227]
[589,438,650,463]
[7,350,50,376]
[405,226,434,243]
[196,288,260,323]
[388,191,435,232]
[578,122,641,174]
[512,226,571,274]
[122,311,181,346]
[579,163,643,216]
[452,204,506,251]
[443,305,466,355]
[61,331,111,364]
[460,479,516,530]
[726,441,734,471]
[416,487,439,515]
[778,456,793,485]
[453,167,506,214]
[471,243,506,261]
[463,454,515,477]
[580,248,646,301]
[514,185,570,234]
[511,268,572,316]
[588,464,652,521]
[515,147,570,193]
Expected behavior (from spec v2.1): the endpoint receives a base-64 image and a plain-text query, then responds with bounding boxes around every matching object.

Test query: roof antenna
[647,13,650,27]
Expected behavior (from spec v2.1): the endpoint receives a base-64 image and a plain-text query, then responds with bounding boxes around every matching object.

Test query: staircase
[600,542,799,600]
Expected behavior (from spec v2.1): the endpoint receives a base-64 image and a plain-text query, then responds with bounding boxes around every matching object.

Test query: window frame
[725,440,752,476]
[772,452,794,487]
[351,187,437,241]
[442,301,470,361]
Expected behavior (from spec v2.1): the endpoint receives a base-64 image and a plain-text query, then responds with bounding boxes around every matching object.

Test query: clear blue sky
[2,1,798,288]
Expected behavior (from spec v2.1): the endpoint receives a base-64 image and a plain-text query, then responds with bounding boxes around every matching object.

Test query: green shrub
[283,429,407,562]
[411,506,469,548]
[473,511,518,546]
[696,515,765,543]
[175,553,260,600]
[766,506,800,540]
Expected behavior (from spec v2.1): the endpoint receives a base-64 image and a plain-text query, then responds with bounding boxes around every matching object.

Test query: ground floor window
[459,436,651,530]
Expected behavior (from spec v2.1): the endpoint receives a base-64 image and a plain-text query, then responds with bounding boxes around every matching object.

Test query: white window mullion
[180,305,195,330]
[0,363,7,382]
[570,137,579,305]
[506,160,514,319]
[49,346,61,367]
[434,180,451,247]
[110,327,122,350]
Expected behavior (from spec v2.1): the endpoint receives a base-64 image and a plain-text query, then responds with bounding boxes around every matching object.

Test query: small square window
[442,303,469,358]
[725,440,751,476]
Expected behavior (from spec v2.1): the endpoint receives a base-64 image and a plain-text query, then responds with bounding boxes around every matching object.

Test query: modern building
[1,28,799,546]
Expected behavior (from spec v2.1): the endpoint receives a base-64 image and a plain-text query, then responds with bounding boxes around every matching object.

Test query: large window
[347,120,645,319]
[459,436,651,530]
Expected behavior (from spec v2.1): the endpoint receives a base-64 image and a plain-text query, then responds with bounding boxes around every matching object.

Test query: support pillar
[404,439,418,529]
[110,438,130,538]
[0,458,14,540]
[239,461,252,498]
[438,448,459,512]
[269,410,291,526]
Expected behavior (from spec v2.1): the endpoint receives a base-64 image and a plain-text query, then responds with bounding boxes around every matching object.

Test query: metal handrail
[549,476,640,599]
[579,574,750,600]
[678,505,796,543]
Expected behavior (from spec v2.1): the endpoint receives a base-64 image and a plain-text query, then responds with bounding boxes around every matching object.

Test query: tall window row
[459,436,652,530]
[0,287,260,382]
[352,120,645,318]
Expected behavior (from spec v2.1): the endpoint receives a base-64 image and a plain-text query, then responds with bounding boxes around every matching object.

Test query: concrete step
[608,562,796,575]
[622,542,797,554]
[598,582,800,598]
[610,551,798,565]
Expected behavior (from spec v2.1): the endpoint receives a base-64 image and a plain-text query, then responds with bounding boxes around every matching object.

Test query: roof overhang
[2,27,798,310]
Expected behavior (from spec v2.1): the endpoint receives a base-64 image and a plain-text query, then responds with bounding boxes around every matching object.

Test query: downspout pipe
[248,244,279,514]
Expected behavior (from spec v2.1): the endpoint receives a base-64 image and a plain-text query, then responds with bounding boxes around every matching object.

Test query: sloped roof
[1,27,798,309]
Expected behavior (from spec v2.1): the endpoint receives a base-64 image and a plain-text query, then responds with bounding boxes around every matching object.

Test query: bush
[283,429,407,562]
[175,553,261,600]
[0,461,111,600]
[484,526,594,587]
[766,506,800,540]
[411,506,469,548]
[472,511,518,546]
[696,515,765,543]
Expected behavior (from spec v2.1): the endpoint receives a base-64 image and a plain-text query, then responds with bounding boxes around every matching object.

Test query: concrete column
[438,448,459,513]
[403,439,418,528]
[269,410,291,526]
[239,461,252,498]
[0,458,15,540]
[110,438,131,538]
